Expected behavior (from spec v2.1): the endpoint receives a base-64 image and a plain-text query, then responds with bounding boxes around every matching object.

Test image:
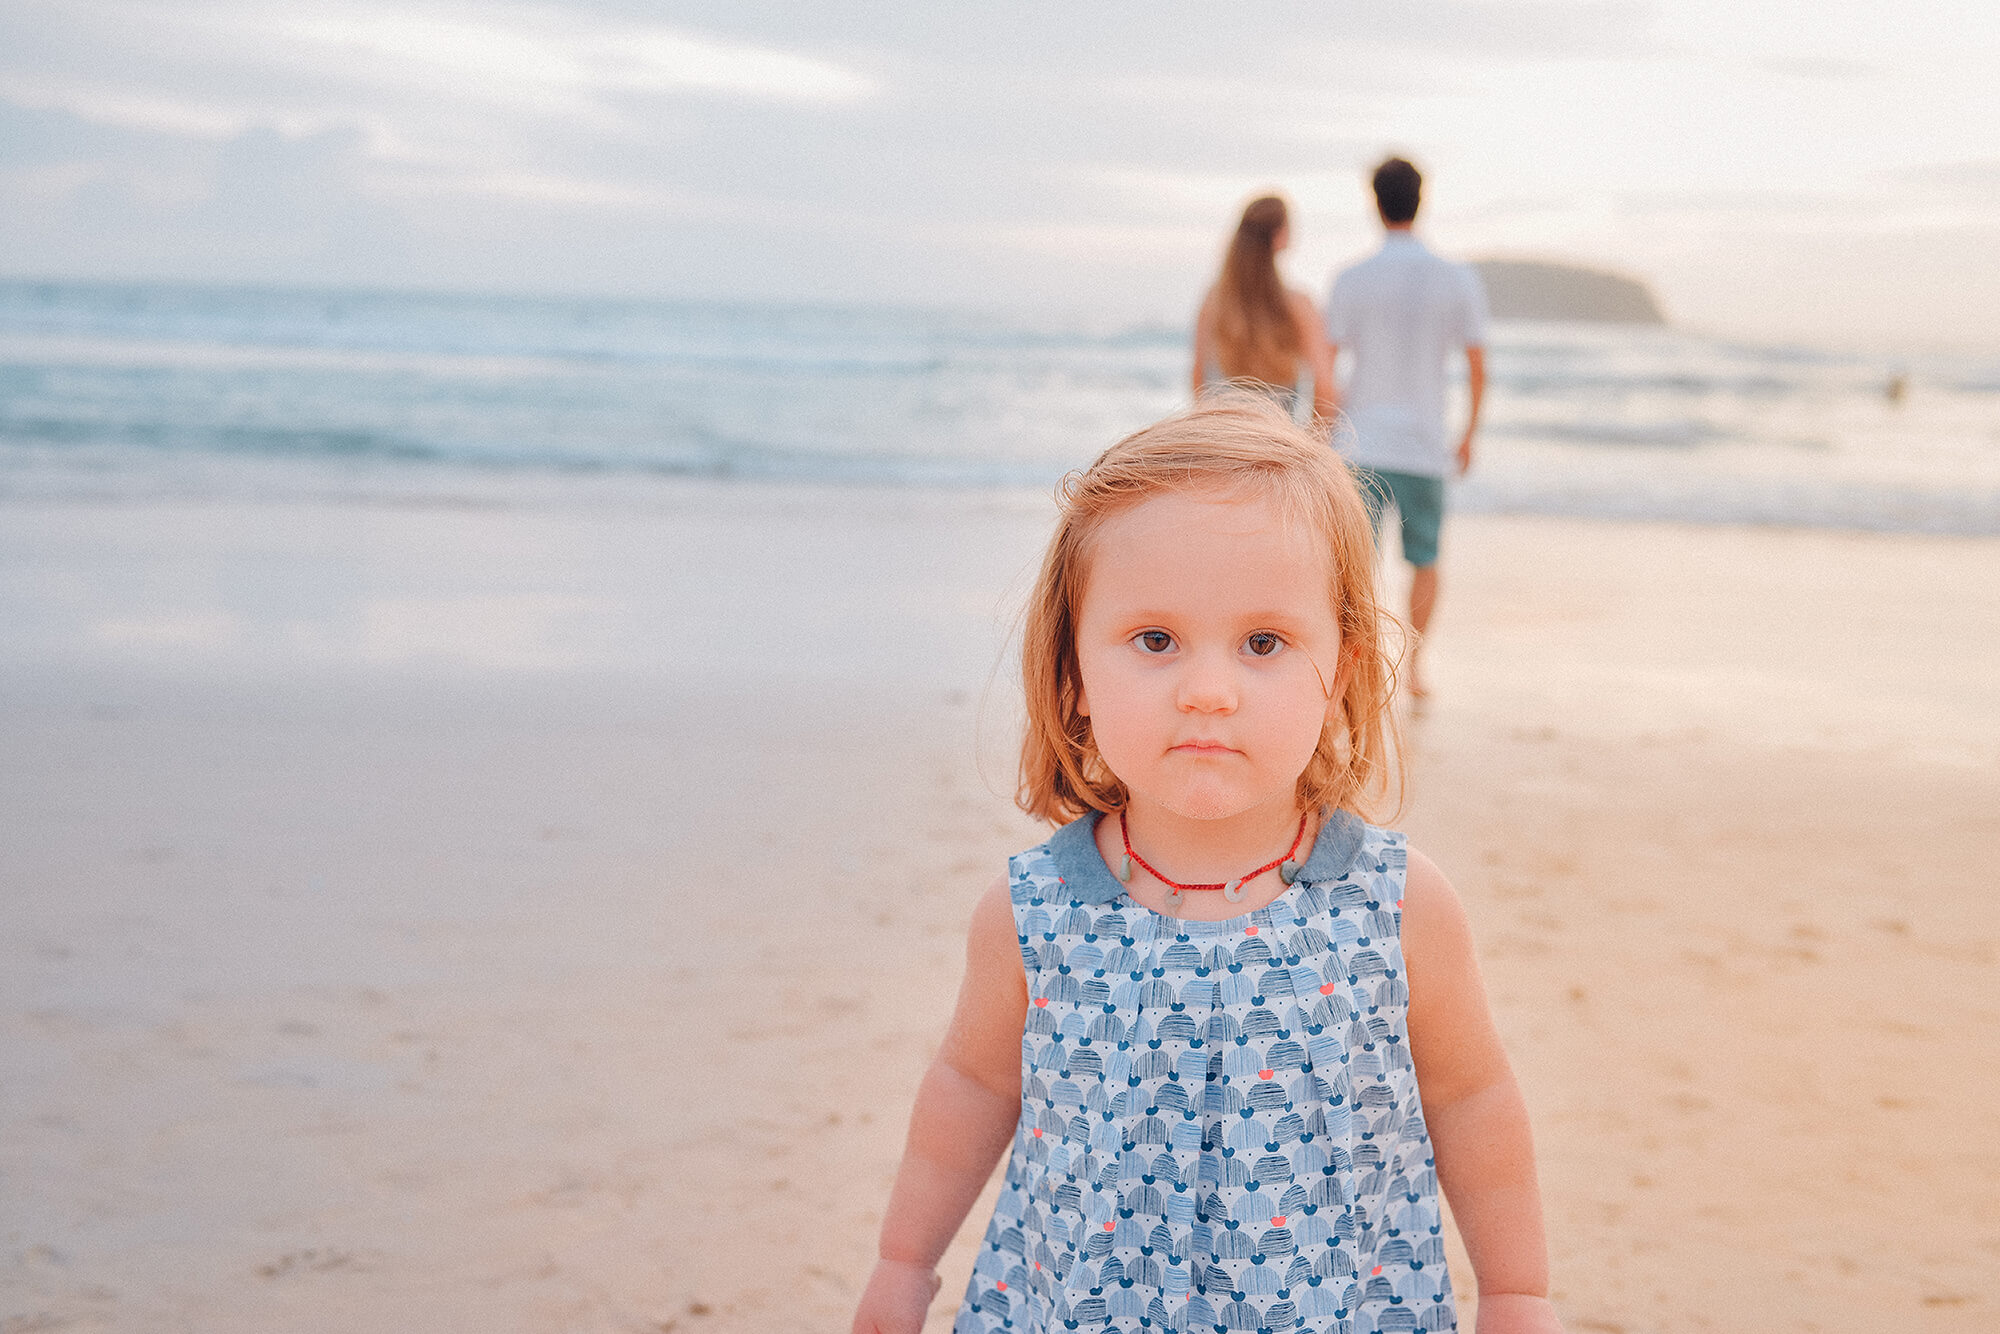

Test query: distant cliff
[1471,259,1666,324]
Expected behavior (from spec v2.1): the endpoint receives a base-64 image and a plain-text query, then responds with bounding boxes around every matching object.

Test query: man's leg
[1385,471,1446,697]
[1407,564,1439,696]
[1351,467,1391,548]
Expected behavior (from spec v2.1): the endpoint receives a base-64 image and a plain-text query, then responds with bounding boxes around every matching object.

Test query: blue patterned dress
[954,809,1456,1334]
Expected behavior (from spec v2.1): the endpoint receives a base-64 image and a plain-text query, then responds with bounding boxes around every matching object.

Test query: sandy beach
[3,485,1995,1333]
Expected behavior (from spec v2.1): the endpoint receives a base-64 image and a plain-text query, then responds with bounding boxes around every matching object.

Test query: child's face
[1074,487,1341,825]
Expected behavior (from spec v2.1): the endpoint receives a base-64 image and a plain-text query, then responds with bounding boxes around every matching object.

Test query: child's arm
[852,877,1028,1334]
[1402,849,1565,1334]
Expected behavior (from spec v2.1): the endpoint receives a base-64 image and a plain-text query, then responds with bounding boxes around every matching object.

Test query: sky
[3,0,1998,351]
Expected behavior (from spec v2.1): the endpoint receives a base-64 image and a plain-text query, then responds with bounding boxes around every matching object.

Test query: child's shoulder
[1297,807,1406,886]
[1005,813,1119,907]
[1396,841,1474,965]
[969,872,1019,948]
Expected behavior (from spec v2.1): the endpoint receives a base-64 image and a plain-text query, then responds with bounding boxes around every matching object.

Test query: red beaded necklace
[1116,808,1311,905]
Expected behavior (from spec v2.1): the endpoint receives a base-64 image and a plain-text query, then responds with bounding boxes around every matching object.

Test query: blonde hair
[1018,392,1402,825]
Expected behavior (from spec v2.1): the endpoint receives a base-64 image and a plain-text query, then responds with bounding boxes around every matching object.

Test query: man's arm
[1457,345,1486,475]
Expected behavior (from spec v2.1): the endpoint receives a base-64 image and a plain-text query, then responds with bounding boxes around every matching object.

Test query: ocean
[3,279,1997,534]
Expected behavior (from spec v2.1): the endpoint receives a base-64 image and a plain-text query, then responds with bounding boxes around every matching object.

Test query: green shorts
[1352,466,1445,568]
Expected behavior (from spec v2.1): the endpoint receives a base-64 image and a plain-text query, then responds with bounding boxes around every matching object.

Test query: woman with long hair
[1192,194,1336,422]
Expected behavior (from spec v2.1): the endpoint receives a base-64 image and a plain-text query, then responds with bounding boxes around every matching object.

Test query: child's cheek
[1085,708,1143,783]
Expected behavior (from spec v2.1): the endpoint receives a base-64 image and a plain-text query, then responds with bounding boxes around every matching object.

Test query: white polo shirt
[1325,233,1489,478]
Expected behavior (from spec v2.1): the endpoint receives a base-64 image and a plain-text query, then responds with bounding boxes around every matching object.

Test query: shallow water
[3,279,1996,532]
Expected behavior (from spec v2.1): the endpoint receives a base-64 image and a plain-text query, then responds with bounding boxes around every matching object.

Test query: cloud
[1333,0,1658,58]
[0,72,246,137]
[598,0,1657,67]
[260,4,880,108]
[0,0,883,181]
[0,102,411,281]
[1606,176,2000,237]
[1,0,1996,348]
[1896,160,2000,197]
[0,0,891,281]
[1761,55,1878,81]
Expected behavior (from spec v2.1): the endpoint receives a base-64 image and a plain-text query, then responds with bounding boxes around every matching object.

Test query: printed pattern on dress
[955,822,1455,1334]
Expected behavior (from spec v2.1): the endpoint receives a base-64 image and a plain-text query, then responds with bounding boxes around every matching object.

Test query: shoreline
[6,462,2000,539]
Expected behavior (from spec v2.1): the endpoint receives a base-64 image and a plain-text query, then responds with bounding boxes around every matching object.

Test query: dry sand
[2,488,1995,1333]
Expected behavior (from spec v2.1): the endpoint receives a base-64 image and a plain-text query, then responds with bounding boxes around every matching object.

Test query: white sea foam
[2,281,1995,532]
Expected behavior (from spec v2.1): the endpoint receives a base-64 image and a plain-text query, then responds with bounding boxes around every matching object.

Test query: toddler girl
[853,396,1561,1334]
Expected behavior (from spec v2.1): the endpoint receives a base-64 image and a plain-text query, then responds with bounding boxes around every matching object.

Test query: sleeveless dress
[954,810,1456,1334]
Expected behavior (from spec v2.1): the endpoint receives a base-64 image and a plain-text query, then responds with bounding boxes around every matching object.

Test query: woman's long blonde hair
[1210,195,1303,387]
[1018,393,1402,825]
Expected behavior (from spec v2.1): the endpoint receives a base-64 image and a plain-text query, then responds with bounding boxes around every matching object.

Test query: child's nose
[1176,650,1238,713]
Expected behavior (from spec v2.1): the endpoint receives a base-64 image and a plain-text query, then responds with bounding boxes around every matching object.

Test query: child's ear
[1077,684,1090,718]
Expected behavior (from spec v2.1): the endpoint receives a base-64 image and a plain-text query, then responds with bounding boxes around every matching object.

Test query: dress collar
[1045,808,1367,906]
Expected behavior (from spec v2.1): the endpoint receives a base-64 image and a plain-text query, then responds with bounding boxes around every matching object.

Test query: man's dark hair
[1372,157,1422,225]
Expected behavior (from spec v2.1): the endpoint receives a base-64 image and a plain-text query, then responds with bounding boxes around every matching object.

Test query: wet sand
[2,489,1995,1332]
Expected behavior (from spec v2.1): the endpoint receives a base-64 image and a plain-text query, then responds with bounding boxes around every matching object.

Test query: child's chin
[1161,790,1264,823]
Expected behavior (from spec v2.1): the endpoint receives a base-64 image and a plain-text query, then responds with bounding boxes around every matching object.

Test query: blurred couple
[1194,156,1489,698]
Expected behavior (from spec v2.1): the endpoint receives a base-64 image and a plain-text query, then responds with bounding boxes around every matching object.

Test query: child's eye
[1244,632,1285,657]
[1133,630,1175,654]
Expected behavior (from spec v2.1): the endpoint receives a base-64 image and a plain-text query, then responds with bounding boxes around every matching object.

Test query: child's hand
[1475,1293,1565,1334]
[850,1258,943,1334]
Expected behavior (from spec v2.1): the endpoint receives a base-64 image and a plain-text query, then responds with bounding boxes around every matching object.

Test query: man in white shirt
[1326,156,1488,698]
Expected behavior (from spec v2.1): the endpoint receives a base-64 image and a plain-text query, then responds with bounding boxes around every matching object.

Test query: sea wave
[2,279,1997,534]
